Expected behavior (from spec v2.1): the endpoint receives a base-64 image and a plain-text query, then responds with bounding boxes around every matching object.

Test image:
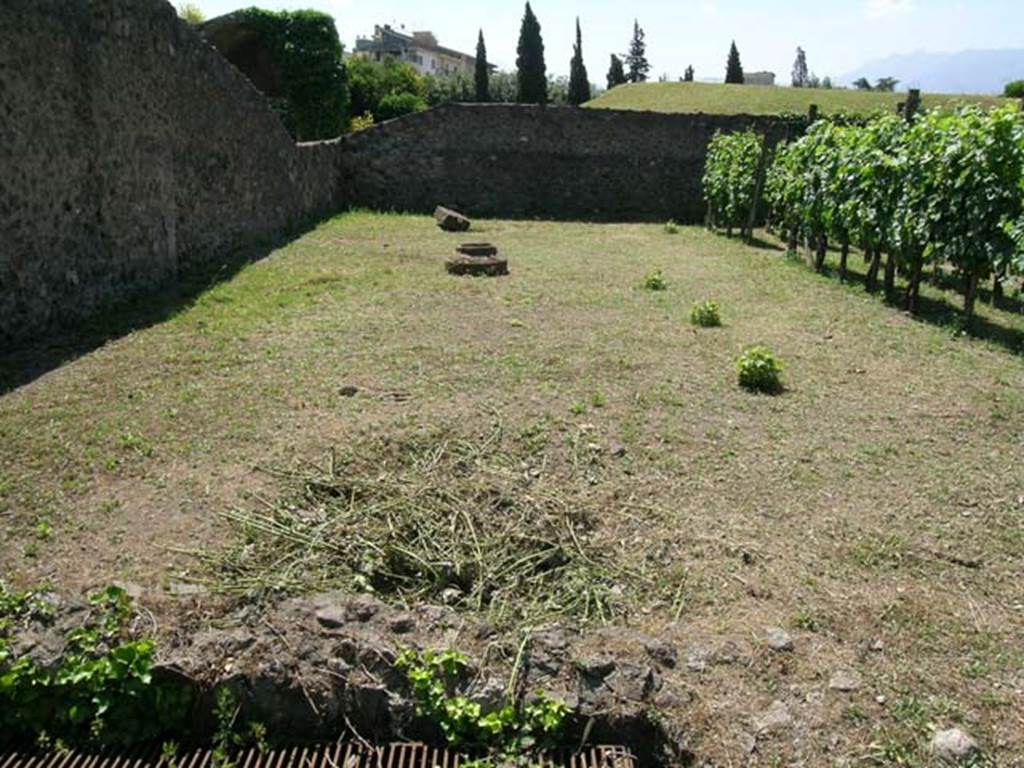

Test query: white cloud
[864,0,914,19]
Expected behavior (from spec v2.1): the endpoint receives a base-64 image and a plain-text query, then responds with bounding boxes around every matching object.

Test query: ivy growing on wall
[236,8,349,141]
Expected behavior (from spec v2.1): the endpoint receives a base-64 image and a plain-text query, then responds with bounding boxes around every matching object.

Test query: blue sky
[190,0,1024,84]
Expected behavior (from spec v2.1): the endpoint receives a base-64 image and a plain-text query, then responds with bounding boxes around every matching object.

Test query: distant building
[354,25,483,77]
[744,71,776,86]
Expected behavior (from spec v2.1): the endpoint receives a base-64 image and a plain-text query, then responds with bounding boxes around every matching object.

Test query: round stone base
[456,242,499,257]
[445,254,509,277]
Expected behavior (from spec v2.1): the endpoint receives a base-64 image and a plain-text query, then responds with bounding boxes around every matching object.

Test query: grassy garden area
[586,81,1014,116]
[1,212,1022,765]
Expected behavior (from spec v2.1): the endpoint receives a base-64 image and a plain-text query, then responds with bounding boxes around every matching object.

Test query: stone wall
[340,104,801,223]
[0,0,343,346]
[2,0,802,347]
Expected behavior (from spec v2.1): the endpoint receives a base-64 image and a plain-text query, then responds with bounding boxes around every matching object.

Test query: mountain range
[841,48,1024,94]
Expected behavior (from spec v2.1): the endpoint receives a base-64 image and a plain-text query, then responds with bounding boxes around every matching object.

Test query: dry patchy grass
[1,212,1022,765]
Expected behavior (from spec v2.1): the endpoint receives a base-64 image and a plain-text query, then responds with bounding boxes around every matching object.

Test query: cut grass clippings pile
[199,423,661,628]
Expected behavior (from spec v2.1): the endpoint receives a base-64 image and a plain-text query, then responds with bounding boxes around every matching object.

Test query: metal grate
[0,743,637,768]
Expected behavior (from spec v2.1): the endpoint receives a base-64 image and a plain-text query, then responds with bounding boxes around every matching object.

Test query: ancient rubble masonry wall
[3,0,798,347]
[339,104,799,224]
[0,0,344,346]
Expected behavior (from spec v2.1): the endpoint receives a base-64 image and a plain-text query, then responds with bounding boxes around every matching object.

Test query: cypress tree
[515,2,547,103]
[725,41,744,84]
[607,54,627,89]
[474,30,490,102]
[626,19,650,83]
[568,18,591,106]
[791,47,809,88]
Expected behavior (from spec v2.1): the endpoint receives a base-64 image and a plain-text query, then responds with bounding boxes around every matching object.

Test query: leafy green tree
[489,71,519,102]
[626,20,650,83]
[176,2,204,24]
[852,77,872,91]
[347,56,426,123]
[791,47,809,87]
[725,41,744,84]
[430,70,518,105]
[424,72,473,106]
[516,2,547,103]
[347,57,386,118]
[279,11,350,139]
[1004,80,1024,97]
[474,30,490,102]
[683,65,694,82]
[874,76,899,92]
[376,92,428,121]
[235,9,348,140]
[547,75,571,105]
[568,18,591,106]
[607,55,627,89]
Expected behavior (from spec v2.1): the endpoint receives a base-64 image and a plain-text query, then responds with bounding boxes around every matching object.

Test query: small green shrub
[642,270,668,291]
[376,92,428,121]
[0,584,192,749]
[736,346,783,393]
[396,647,568,758]
[349,111,375,132]
[690,300,722,327]
[211,688,267,767]
[664,220,679,234]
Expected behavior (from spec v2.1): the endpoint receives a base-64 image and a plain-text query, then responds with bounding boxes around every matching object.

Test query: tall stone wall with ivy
[0,0,344,346]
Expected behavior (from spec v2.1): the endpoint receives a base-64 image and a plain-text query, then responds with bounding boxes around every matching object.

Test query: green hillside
[585,81,1013,116]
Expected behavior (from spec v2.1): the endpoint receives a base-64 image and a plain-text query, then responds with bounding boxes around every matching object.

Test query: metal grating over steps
[0,743,638,768]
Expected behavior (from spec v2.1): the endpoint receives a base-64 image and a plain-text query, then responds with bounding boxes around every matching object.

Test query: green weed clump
[664,220,680,234]
[643,270,668,291]
[0,583,192,749]
[349,111,375,132]
[736,346,784,393]
[396,647,568,759]
[690,300,722,327]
